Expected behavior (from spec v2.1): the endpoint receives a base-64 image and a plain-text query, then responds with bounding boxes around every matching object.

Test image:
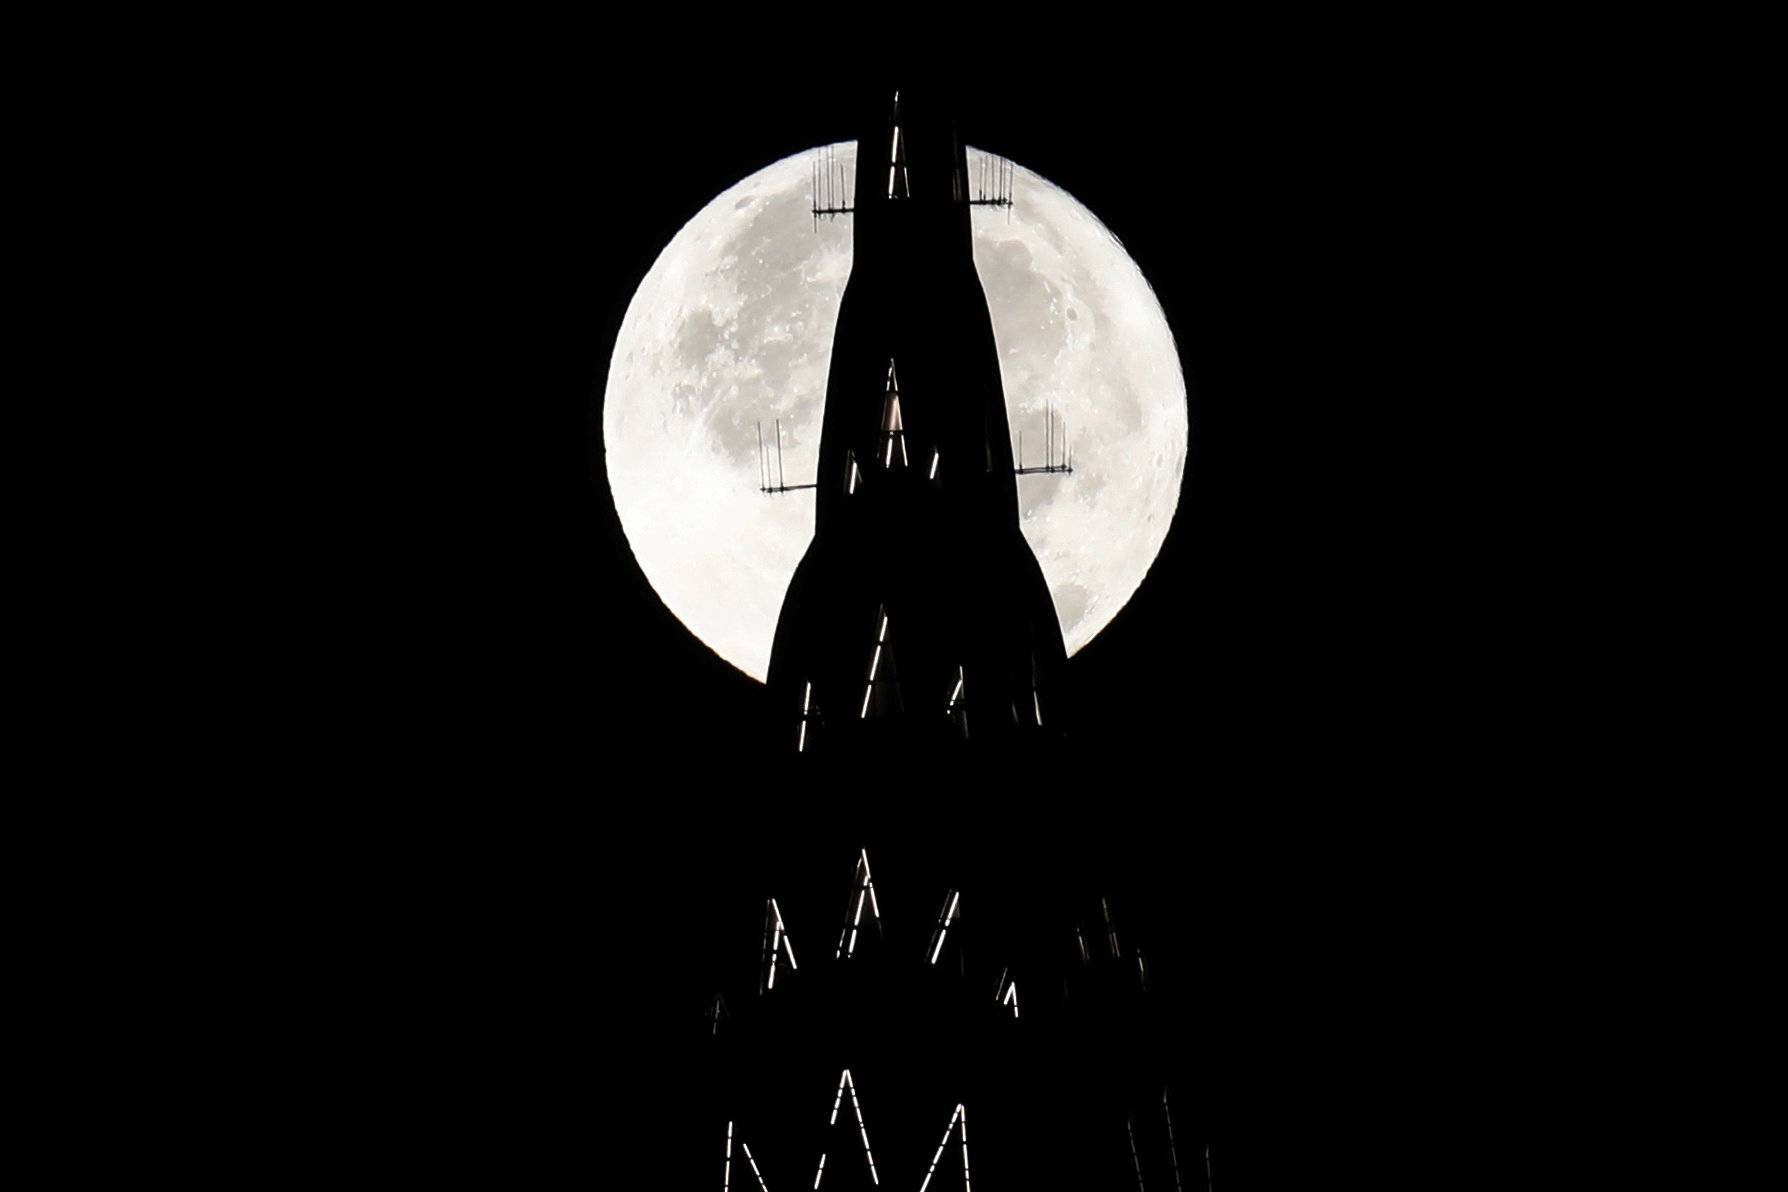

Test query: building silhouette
[765,88,1069,762]
[703,88,1206,1190]
[702,842,1201,1190]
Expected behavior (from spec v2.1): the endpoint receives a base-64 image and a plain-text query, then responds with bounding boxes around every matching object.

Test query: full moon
[605,144,1187,682]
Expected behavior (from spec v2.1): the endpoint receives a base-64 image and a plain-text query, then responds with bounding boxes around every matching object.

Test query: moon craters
[604,144,1185,681]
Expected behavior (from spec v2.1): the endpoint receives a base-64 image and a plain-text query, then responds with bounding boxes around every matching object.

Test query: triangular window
[887,121,909,199]
[759,897,799,994]
[835,848,884,960]
[916,1104,973,1192]
[812,1069,883,1190]
[880,361,907,469]
[993,967,1019,1019]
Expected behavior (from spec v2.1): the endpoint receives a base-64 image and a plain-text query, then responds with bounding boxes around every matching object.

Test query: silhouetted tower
[767,89,1067,758]
[704,90,1198,1192]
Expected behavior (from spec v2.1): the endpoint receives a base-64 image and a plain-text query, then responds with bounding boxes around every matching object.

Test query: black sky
[304,45,1525,1187]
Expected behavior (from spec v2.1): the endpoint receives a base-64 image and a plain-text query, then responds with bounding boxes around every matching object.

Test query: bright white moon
[605,144,1187,682]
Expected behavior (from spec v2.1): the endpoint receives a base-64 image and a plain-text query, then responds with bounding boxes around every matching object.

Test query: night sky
[312,46,1504,1188]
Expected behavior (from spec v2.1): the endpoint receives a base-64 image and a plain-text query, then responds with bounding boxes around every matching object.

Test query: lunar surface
[604,144,1187,682]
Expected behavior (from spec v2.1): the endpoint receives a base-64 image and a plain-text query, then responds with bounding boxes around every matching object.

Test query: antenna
[756,412,817,494]
[813,144,856,220]
[1015,402,1074,478]
[967,148,1015,212]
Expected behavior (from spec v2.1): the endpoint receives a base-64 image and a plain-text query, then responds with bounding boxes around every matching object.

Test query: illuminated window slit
[946,665,968,738]
[961,1105,972,1192]
[743,1141,770,1192]
[1030,654,1044,727]
[859,607,900,720]
[1163,1088,1185,1192]
[796,680,821,754]
[927,889,961,965]
[830,1071,848,1126]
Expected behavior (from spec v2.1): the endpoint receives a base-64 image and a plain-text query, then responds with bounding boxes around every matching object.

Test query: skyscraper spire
[767,87,1068,761]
